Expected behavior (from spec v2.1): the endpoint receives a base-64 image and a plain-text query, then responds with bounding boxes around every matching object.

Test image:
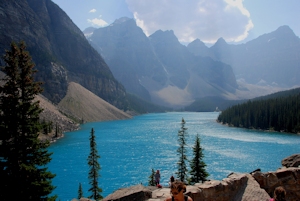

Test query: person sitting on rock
[165,181,193,201]
[270,186,286,201]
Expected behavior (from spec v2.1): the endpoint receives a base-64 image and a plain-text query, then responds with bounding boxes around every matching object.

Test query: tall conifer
[87,128,102,200]
[78,183,83,199]
[0,41,56,200]
[176,118,188,183]
[189,134,209,184]
[148,168,156,186]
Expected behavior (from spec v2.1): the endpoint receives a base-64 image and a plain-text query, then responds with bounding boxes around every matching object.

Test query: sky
[51,0,300,45]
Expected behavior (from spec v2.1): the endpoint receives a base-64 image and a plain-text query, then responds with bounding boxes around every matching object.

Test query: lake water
[48,112,300,200]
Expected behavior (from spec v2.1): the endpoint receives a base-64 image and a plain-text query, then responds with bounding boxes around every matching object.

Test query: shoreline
[216,120,300,135]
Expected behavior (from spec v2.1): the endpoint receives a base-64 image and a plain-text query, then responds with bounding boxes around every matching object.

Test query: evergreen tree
[78,183,83,199]
[176,118,188,183]
[148,168,156,186]
[87,128,102,200]
[189,134,209,184]
[0,41,56,200]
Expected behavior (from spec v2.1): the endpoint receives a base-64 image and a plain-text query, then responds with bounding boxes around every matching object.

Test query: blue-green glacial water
[48,112,300,200]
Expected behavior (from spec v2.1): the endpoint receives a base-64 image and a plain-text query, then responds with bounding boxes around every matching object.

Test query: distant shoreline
[216,120,300,135]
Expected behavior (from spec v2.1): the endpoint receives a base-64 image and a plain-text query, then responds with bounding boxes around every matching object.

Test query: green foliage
[189,134,209,184]
[78,183,83,199]
[55,122,62,138]
[176,118,188,183]
[41,119,53,135]
[0,41,56,200]
[217,92,300,133]
[87,128,103,200]
[148,168,156,186]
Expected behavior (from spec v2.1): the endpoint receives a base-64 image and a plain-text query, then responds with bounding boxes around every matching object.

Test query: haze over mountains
[1,0,299,113]
[85,18,238,107]
[84,17,300,108]
[189,25,300,87]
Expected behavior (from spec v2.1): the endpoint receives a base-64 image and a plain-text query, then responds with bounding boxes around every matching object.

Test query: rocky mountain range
[0,0,127,110]
[188,25,300,87]
[1,0,299,113]
[85,17,299,108]
[85,17,238,108]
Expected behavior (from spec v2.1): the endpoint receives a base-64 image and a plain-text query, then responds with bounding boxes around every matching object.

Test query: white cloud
[87,17,108,27]
[125,0,253,44]
[89,9,97,13]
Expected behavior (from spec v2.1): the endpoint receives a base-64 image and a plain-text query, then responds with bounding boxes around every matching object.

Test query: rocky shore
[73,154,300,201]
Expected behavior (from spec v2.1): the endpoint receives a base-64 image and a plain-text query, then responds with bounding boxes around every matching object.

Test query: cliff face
[0,0,128,109]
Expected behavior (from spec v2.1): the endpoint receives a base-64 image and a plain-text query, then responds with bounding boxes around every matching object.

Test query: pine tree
[189,134,209,184]
[78,183,83,199]
[87,128,102,200]
[148,168,156,186]
[0,41,56,200]
[176,118,188,183]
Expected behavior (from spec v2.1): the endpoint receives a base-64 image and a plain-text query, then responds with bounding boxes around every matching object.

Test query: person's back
[270,186,286,201]
[165,181,193,201]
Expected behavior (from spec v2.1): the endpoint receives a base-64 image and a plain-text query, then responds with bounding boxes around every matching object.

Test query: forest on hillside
[217,91,300,133]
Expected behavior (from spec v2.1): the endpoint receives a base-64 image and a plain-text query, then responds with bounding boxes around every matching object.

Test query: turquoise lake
[48,112,300,200]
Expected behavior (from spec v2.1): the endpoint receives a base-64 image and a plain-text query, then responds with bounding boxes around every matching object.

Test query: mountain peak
[149,30,179,44]
[215,37,227,45]
[152,29,175,36]
[187,39,210,57]
[210,37,228,50]
[187,39,207,48]
[273,25,296,37]
[112,17,134,25]
[276,25,293,32]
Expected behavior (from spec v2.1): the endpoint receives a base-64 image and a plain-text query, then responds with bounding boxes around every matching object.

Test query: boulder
[281,153,300,168]
[191,173,270,201]
[102,184,153,201]
[252,167,300,201]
